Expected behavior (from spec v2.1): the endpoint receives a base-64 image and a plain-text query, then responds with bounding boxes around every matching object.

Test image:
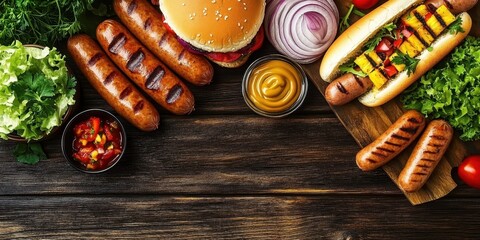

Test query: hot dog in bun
[320,0,475,107]
[159,0,266,68]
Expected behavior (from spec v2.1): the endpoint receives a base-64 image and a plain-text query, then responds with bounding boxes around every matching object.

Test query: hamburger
[159,0,266,68]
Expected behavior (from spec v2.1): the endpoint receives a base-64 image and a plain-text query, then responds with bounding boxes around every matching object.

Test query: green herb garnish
[391,51,420,76]
[13,143,47,165]
[402,36,480,141]
[339,61,368,78]
[0,0,113,46]
[339,4,366,33]
[448,18,464,35]
[364,23,397,51]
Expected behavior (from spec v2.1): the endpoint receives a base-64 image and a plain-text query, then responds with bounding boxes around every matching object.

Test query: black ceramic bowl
[61,109,127,173]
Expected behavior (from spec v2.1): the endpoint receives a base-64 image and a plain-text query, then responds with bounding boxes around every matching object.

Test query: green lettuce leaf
[402,36,480,141]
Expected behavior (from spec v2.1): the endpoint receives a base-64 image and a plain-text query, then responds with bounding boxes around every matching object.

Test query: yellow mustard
[247,60,302,113]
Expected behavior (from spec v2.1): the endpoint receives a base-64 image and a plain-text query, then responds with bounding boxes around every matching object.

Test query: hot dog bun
[320,0,423,82]
[359,12,472,107]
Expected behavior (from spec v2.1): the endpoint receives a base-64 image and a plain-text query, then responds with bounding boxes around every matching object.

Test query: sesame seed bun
[159,0,265,53]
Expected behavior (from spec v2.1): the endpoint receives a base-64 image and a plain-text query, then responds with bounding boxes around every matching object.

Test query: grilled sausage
[67,34,160,131]
[398,119,453,192]
[425,0,478,14]
[325,73,373,106]
[96,19,195,115]
[114,0,214,86]
[356,110,426,171]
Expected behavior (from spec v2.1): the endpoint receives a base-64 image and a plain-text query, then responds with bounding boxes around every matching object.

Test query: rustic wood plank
[0,196,479,239]
[1,115,478,197]
[0,116,385,195]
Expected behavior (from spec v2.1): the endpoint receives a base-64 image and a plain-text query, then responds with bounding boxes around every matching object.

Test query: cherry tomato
[352,0,379,10]
[458,155,480,189]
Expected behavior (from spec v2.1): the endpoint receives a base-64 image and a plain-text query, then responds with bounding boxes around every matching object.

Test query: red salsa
[72,116,123,170]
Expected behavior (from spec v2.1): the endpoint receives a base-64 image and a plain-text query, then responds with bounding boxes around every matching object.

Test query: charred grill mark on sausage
[166,84,183,104]
[127,0,138,14]
[377,147,395,153]
[88,53,102,66]
[400,126,419,135]
[104,71,117,85]
[127,49,145,72]
[120,86,133,100]
[421,158,436,163]
[372,151,389,158]
[336,82,348,94]
[108,33,127,54]
[407,117,422,124]
[133,100,145,113]
[354,75,365,88]
[158,32,168,46]
[178,49,186,61]
[431,134,446,140]
[144,17,153,30]
[385,141,402,147]
[145,66,165,90]
[366,158,377,164]
[391,133,410,142]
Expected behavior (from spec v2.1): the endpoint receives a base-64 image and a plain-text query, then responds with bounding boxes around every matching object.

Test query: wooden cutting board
[301,0,480,205]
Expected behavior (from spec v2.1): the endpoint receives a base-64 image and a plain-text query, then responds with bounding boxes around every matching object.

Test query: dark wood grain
[0,196,479,239]
[1,0,480,238]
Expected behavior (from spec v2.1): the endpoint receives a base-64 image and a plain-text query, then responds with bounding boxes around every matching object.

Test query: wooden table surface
[3,0,480,235]
[0,41,479,239]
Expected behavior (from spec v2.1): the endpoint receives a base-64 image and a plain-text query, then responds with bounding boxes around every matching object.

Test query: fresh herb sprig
[364,23,397,51]
[448,18,464,35]
[391,51,420,76]
[339,4,365,33]
[0,0,112,46]
[339,61,368,77]
[13,143,47,165]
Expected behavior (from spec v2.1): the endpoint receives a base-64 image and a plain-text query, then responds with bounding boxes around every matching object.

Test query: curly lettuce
[0,41,76,140]
[402,36,480,141]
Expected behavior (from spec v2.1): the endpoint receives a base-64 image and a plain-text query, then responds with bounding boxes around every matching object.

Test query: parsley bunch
[0,0,111,46]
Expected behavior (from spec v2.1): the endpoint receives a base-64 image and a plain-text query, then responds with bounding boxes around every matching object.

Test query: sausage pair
[356,110,453,192]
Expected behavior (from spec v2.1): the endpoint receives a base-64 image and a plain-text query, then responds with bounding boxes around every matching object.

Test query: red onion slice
[265,0,339,64]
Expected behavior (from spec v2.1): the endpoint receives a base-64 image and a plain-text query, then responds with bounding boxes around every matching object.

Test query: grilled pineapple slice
[368,69,388,89]
[366,51,383,66]
[436,5,456,26]
[426,15,445,36]
[406,35,426,52]
[398,41,420,58]
[354,54,375,74]
[416,26,435,45]
[402,12,423,29]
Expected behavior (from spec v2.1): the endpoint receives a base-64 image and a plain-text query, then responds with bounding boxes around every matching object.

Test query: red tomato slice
[401,29,413,39]
[393,38,403,49]
[352,0,379,10]
[425,12,433,21]
[375,38,393,52]
[458,155,480,189]
[383,66,398,77]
